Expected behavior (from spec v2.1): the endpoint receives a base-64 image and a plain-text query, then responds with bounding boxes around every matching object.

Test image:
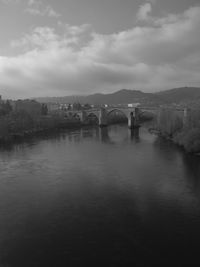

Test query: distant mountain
[86,89,163,105]
[156,87,200,105]
[35,89,164,106]
[35,87,200,107]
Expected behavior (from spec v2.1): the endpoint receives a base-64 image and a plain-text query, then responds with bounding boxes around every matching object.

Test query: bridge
[69,106,160,128]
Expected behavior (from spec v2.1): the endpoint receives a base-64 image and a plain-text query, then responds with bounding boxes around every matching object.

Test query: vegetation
[0,100,13,116]
[157,108,200,153]
[157,108,183,138]
[174,110,200,153]
[0,99,80,143]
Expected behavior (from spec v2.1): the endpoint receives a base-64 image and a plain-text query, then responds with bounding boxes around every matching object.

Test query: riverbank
[153,108,200,154]
[0,114,83,144]
[148,126,200,155]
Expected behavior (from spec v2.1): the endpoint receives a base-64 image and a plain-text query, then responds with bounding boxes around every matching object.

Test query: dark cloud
[0,5,200,98]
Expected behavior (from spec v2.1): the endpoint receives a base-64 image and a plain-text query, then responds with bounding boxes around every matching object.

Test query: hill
[35,89,164,106]
[35,87,200,107]
[156,87,200,105]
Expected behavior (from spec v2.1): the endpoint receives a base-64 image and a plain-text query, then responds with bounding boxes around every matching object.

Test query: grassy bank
[157,109,200,153]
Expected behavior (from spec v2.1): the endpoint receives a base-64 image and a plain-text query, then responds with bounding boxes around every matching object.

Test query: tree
[0,100,12,116]
[41,103,48,115]
[72,102,82,111]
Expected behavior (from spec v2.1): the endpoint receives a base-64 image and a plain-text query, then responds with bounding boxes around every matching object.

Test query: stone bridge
[71,106,160,128]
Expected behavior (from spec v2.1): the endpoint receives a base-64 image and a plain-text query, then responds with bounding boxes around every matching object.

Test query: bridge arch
[86,112,99,124]
[71,112,81,121]
[70,106,159,128]
[107,109,129,119]
[138,110,156,116]
[87,110,99,117]
[138,110,157,122]
[107,109,129,125]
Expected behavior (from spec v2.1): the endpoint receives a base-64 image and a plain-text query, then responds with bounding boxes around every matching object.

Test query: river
[0,124,200,266]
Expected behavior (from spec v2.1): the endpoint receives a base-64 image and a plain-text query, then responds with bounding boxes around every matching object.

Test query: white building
[128,103,140,108]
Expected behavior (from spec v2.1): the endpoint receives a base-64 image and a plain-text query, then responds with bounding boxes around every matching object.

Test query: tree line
[157,108,200,153]
[0,99,80,142]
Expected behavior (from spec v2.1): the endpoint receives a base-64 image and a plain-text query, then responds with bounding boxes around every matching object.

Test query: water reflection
[153,136,181,162]
[129,128,140,142]
[99,127,110,143]
[99,125,140,144]
[0,125,141,153]
[1,125,200,266]
[182,153,200,196]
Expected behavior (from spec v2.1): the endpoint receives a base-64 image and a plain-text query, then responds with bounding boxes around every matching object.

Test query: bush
[174,127,200,153]
[157,109,183,137]
[158,109,200,153]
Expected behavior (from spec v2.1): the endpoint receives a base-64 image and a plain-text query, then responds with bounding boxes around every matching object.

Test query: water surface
[0,125,200,266]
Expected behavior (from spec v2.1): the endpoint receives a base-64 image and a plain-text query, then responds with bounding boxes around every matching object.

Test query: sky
[0,0,200,99]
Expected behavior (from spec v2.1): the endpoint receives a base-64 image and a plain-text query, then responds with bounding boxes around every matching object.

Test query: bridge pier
[128,112,135,129]
[99,107,108,127]
[128,108,140,129]
[183,108,189,126]
[79,111,87,124]
[134,108,140,127]
[130,127,140,141]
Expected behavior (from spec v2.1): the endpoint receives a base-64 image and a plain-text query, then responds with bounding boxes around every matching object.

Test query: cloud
[10,27,60,50]
[137,3,152,21]
[10,24,93,51]
[0,0,61,18]
[1,5,200,98]
[148,0,157,4]
[0,0,20,4]
[25,0,61,18]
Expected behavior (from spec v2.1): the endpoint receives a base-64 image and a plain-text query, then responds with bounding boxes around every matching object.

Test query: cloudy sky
[0,0,200,98]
